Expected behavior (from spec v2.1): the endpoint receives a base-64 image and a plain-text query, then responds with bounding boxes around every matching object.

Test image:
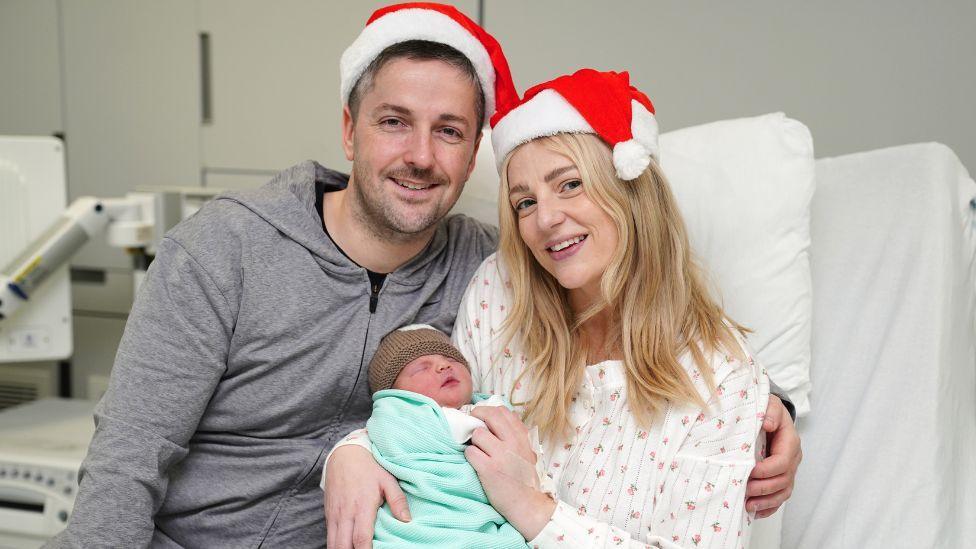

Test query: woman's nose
[535,196,566,229]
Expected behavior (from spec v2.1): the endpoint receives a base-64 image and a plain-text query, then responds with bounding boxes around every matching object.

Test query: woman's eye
[514,198,536,211]
[561,179,582,192]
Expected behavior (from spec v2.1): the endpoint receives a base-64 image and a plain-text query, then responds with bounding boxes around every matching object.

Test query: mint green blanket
[368,389,528,549]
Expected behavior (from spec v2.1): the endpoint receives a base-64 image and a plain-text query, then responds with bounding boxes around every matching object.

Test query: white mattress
[780,143,976,547]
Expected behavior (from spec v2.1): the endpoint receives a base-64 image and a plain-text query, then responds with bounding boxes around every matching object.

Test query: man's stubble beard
[350,158,455,245]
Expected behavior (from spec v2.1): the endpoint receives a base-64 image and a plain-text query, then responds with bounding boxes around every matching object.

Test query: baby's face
[392,353,473,408]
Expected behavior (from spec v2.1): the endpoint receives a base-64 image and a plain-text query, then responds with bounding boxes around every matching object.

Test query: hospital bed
[778,142,976,548]
[459,133,976,548]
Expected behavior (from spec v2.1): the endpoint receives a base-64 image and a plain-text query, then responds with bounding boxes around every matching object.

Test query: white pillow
[456,112,815,415]
[659,112,815,415]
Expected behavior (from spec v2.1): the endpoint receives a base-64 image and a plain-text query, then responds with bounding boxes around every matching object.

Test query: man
[51,4,799,548]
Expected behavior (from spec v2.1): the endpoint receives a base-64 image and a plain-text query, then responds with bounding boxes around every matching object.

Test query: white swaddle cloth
[442,394,555,495]
[443,394,508,443]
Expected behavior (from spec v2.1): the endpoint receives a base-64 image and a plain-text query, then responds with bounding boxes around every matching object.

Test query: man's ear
[341,105,355,161]
[464,129,484,181]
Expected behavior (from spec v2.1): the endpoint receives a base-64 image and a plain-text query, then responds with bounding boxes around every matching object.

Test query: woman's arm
[464,405,555,539]
[467,406,663,548]
[644,351,769,548]
[470,355,767,548]
[451,255,504,395]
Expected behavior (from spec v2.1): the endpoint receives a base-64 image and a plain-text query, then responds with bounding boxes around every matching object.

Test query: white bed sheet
[781,143,976,548]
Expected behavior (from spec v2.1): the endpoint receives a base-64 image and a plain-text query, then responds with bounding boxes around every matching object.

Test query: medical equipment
[0,137,73,363]
[0,135,223,365]
[0,398,96,548]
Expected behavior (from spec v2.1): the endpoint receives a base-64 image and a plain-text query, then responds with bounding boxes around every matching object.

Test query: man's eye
[440,127,463,141]
[380,118,404,128]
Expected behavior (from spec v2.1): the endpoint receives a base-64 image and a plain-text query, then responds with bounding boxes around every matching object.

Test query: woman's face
[506,139,619,303]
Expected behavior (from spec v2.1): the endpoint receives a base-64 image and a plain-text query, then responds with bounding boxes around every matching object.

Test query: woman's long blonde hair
[498,133,746,441]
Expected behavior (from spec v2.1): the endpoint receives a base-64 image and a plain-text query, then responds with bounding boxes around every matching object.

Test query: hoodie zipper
[369,282,380,314]
[327,278,379,453]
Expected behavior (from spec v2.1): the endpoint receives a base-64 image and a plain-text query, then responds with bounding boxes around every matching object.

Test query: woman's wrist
[509,488,557,541]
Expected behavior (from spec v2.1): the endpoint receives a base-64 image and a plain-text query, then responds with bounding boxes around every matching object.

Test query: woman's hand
[324,445,411,549]
[465,406,556,540]
[746,395,802,518]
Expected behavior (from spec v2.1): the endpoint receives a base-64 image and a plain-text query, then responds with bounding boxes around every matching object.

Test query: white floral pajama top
[328,254,769,548]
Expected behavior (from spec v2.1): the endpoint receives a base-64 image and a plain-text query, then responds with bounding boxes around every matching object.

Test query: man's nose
[403,130,434,170]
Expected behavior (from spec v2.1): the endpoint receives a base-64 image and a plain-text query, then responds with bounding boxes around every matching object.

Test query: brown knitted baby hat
[368,324,470,394]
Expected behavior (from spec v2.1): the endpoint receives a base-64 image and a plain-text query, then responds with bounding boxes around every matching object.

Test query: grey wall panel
[484,1,975,169]
[69,314,126,399]
[0,0,63,137]
[198,0,479,175]
[60,0,202,270]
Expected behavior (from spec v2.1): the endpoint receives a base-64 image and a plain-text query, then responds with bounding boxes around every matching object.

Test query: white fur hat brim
[491,89,594,172]
[340,8,496,124]
[492,91,659,180]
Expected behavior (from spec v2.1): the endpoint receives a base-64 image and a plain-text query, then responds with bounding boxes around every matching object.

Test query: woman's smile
[545,233,588,260]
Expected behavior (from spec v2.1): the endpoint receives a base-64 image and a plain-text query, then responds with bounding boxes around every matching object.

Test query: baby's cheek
[393,376,440,399]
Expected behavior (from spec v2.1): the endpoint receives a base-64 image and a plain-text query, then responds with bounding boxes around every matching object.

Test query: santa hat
[491,69,659,181]
[340,2,518,127]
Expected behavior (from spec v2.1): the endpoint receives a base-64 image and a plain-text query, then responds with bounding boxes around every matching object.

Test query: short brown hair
[346,40,486,129]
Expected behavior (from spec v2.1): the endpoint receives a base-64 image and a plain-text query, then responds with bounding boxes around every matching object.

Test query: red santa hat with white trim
[491,69,659,181]
[340,2,519,127]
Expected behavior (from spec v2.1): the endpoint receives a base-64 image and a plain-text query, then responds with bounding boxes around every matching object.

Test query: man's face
[342,57,482,239]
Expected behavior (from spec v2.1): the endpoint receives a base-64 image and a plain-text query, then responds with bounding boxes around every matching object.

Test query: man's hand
[324,445,410,549]
[746,395,801,518]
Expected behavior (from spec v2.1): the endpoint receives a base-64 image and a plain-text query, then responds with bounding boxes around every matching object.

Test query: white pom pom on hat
[490,69,659,181]
[613,139,652,181]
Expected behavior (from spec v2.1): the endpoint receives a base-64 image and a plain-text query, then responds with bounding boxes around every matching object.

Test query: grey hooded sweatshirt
[50,161,498,548]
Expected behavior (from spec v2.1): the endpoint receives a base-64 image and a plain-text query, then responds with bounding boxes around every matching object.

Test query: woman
[330,69,769,548]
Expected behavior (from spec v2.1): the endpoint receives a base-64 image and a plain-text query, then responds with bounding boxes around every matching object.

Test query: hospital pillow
[456,112,815,415]
[659,112,815,415]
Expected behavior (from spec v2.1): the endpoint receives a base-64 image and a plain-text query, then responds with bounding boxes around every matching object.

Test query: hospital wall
[0,0,973,401]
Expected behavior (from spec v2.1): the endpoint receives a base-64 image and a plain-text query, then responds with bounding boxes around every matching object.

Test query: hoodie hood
[215,160,456,286]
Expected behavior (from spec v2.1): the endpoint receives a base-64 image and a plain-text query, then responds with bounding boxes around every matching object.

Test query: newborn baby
[364,324,529,549]
[370,324,507,443]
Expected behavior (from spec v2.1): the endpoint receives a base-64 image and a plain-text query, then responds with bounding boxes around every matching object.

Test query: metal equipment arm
[0,193,156,321]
